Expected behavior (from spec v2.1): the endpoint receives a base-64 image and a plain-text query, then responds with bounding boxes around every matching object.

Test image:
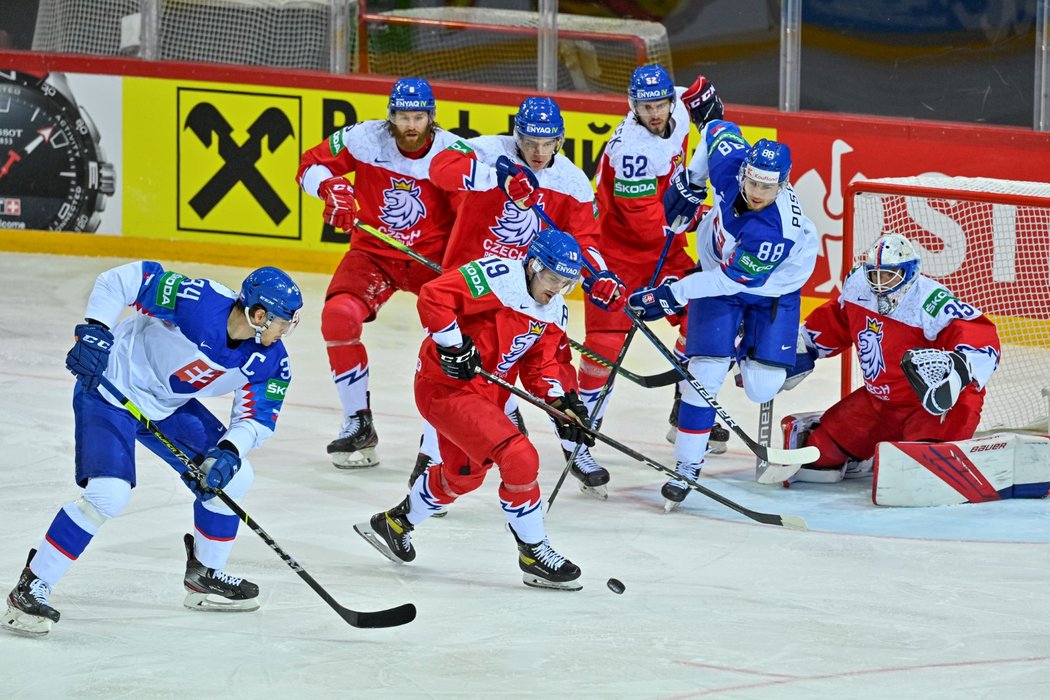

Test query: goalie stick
[622,307,821,466]
[474,368,806,529]
[97,376,416,629]
[355,222,679,388]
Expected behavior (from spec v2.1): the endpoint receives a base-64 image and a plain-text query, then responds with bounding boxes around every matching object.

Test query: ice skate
[562,445,610,500]
[408,452,445,517]
[2,550,60,637]
[355,498,416,564]
[513,534,582,591]
[183,534,260,612]
[327,408,379,469]
[662,461,702,512]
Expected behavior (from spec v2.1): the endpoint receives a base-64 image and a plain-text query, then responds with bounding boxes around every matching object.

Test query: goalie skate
[563,446,609,500]
[182,534,260,612]
[2,550,60,637]
[328,409,379,469]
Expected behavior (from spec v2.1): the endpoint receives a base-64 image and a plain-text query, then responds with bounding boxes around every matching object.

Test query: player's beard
[394,125,431,153]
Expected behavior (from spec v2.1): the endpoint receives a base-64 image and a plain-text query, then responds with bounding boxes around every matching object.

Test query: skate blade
[331,447,379,469]
[663,499,682,513]
[353,522,409,565]
[522,574,582,591]
[430,510,447,518]
[183,591,260,612]
[578,483,608,500]
[1,604,53,637]
[706,442,727,455]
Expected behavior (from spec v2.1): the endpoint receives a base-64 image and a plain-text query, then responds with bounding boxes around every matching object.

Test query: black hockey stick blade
[344,602,417,628]
[568,338,682,388]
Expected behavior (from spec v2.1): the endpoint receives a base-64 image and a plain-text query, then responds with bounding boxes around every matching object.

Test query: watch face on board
[0,71,115,232]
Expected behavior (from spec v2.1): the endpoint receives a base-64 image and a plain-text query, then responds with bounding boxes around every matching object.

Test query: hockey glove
[663,169,706,232]
[901,348,973,416]
[318,176,357,231]
[495,155,540,210]
[582,270,627,312]
[185,442,241,501]
[681,75,724,131]
[436,336,481,381]
[627,282,684,321]
[549,391,595,447]
[65,322,114,392]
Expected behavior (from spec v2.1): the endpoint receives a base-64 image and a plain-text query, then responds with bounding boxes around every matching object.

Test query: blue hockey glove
[495,155,540,210]
[663,169,705,231]
[65,322,114,391]
[436,336,482,381]
[581,270,627,312]
[627,282,684,321]
[185,442,241,501]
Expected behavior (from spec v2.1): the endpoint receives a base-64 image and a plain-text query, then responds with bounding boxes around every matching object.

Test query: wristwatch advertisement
[0,70,117,232]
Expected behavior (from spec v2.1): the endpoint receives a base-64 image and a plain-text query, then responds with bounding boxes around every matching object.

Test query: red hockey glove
[318,176,357,231]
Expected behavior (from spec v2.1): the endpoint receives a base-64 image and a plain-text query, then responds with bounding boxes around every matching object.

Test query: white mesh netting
[849,176,1050,432]
[364,7,671,93]
[32,0,354,71]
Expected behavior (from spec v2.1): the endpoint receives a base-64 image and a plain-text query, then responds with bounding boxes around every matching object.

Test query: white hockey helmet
[863,233,921,313]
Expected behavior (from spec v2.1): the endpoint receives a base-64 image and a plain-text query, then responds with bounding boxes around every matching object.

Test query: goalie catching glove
[901,348,972,416]
[436,336,481,380]
[549,391,595,446]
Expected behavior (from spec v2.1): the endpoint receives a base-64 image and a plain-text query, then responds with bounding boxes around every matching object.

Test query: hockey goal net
[360,6,671,93]
[843,176,1050,433]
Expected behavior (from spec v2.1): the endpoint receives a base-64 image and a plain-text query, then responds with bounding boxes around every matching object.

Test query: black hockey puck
[606,577,625,594]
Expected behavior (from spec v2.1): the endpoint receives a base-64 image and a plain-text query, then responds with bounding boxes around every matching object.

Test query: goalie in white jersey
[2,261,302,637]
[628,108,820,510]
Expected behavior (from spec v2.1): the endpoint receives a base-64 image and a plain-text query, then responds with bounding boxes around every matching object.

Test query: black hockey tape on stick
[474,369,807,530]
[97,376,416,629]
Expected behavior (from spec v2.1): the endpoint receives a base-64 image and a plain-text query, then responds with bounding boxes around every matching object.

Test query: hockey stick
[547,227,677,510]
[624,312,821,466]
[355,222,679,388]
[97,376,416,629]
[751,399,799,483]
[474,369,806,529]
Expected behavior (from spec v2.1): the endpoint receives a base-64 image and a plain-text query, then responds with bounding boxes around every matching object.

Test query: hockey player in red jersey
[784,233,1001,481]
[297,78,460,470]
[583,66,727,455]
[355,228,592,590]
[424,95,626,494]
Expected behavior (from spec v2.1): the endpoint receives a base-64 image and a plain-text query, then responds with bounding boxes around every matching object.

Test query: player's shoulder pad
[457,259,495,298]
[705,120,746,152]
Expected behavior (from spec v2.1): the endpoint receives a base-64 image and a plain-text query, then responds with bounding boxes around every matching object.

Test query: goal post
[842,176,1050,434]
[359,6,672,94]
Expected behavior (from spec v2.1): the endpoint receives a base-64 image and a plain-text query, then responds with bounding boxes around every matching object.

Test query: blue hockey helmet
[628,64,675,110]
[514,97,565,140]
[240,266,303,337]
[741,138,792,187]
[526,226,583,297]
[388,77,436,117]
[863,233,921,313]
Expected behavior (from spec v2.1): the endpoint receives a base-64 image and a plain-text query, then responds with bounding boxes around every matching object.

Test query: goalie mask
[864,233,921,314]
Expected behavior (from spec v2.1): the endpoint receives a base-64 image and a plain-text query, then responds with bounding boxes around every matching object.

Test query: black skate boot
[2,550,60,637]
[562,444,610,500]
[662,461,702,512]
[183,534,260,612]
[408,452,446,518]
[707,423,730,455]
[507,407,529,436]
[665,385,681,444]
[328,407,379,469]
[355,498,416,564]
[512,531,582,591]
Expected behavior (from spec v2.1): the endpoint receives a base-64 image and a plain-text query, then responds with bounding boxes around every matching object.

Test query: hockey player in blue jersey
[628,90,819,511]
[2,261,302,637]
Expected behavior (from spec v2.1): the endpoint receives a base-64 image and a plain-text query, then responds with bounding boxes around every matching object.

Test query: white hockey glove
[901,348,973,416]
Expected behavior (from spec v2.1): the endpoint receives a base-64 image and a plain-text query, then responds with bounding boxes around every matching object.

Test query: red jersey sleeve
[801,298,853,358]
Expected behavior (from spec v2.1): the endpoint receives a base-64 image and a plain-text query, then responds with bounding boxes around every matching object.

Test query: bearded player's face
[390,111,432,151]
